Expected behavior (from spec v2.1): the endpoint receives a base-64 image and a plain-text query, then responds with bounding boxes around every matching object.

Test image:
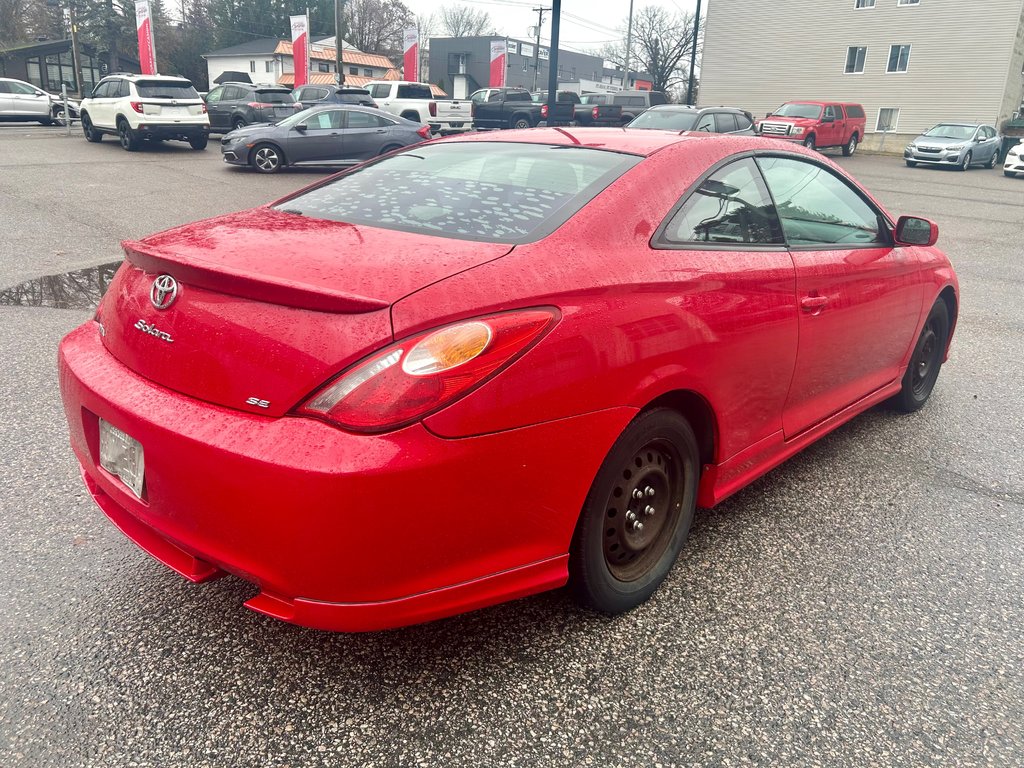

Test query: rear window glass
[275,142,641,244]
[255,90,294,103]
[135,80,198,98]
[397,84,432,99]
[844,104,865,119]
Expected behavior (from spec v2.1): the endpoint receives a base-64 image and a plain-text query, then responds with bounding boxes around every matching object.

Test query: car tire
[250,143,284,173]
[842,133,858,156]
[232,117,247,131]
[569,408,699,615]
[959,151,972,171]
[189,135,208,150]
[892,300,950,414]
[986,151,998,169]
[510,115,531,130]
[378,143,402,155]
[38,116,54,126]
[906,160,917,168]
[1006,170,1016,177]
[81,113,102,142]
[117,119,141,151]
[803,134,816,150]
[52,108,70,126]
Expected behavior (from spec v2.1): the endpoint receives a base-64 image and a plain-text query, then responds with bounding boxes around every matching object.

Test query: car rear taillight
[592,106,599,120]
[296,308,559,432]
[130,101,144,114]
[428,101,437,117]
[416,125,431,139]
[540,104,549,119]
[201,103,208,114]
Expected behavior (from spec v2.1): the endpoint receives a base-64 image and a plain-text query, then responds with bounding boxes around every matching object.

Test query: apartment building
[699,0,1024,148]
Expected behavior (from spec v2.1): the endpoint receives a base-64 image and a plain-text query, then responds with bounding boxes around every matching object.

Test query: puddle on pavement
[0,260,122,310]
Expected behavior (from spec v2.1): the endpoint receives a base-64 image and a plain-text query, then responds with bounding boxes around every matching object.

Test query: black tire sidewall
[569,408,699,614]
[895,300,949,412]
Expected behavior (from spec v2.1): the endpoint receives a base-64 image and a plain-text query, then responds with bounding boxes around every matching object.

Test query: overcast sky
[403,0,701,56]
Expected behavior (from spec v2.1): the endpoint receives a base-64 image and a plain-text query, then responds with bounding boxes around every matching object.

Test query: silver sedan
[220,104,430,174]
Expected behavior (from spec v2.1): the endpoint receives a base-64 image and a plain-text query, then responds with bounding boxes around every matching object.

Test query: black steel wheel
[569,408,699,614]
[892,300,950,413]
[81,113,102,142]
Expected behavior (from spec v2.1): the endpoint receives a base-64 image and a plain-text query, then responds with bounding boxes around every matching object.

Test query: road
[1,125,1022,767]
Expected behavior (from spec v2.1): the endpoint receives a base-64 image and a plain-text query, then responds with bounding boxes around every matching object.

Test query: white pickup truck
[364,81,472,135]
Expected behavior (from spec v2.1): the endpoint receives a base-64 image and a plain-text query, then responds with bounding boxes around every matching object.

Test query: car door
[0,82,13,115]
[756,155,927,437]
[289,109,341,163]
[821,104,842,146]
[203,86,226,129]
[7,81,50,117]
[654,156,798,458]
[979,126,1000,162]
[341,109,391,160]
[90,81,116,127]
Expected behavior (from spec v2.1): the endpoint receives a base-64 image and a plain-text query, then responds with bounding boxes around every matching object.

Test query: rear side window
[648,92,667,106]
[662,158,784,245]
[256,90,293,103]
[276,142,641,244]
[757,157,884,246]
[114,80,130,98]
[505,90,531,102]
[369,84,392,99]
[397,84,432,99]
[135,80,198,99]
[345,110,390,128]
[735,114,753,131]
[222,85,245,101]
[844,104,865,119]
[715,113,738,132]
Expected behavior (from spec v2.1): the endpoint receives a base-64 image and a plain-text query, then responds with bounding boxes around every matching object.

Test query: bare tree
[439,3,490,37]
[602,6,698,96]
[345,0,413,57]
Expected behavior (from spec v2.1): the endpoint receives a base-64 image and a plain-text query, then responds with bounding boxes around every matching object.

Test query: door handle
[800,296,829,313]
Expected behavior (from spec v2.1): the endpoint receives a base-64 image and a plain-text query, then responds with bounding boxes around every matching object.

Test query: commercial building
[428,36,651,99]
[0,39,139,96]
[699,0,1024,148]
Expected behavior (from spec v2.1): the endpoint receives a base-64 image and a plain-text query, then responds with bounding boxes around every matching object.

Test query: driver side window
[757,156,885,246]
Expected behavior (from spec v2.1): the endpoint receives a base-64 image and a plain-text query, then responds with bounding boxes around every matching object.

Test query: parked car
[59,129,958,632]
[628,105,756,134]
[756,101,866,155]
[220,105,429,173]
[905,123,1001,171]
[611,90,669,123]
[365,81,471,134]
[1004,141,1024,177]
[79,73,209,151]
[204,82,300,132]
[293,85,377,109]
[530,90,582,125]
[0,77,55,124]
[574,94,623,126]
[471,87,541,129]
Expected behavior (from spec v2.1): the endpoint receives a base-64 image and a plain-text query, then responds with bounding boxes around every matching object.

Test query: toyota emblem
[150,275,178,310]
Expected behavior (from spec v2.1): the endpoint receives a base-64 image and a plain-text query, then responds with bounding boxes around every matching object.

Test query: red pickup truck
[755,101,866,155]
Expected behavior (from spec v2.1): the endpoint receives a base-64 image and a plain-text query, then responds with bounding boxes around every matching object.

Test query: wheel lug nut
[633,520,644,532]
[632,489,644,500]
[645,486,655,497]
[626,511,636,522]
[644,505,655,516]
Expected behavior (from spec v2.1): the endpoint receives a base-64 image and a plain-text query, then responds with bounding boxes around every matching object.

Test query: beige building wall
[699,0,1024,148]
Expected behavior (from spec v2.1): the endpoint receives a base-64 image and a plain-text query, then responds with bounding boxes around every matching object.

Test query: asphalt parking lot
[1,123,1022,767]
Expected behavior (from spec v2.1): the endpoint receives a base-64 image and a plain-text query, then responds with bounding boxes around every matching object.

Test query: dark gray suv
[204,82,299,132]
[293,85,377,110]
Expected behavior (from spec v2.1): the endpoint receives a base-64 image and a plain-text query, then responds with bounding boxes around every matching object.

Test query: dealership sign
[135,0,157,75]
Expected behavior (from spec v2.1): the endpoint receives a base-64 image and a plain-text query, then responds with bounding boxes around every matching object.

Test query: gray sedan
[626,105,756,135]
[220,105,430,173]
[904,122,1001,170]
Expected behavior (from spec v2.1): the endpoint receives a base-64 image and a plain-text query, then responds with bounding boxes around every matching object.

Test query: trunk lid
[99,207,512,417]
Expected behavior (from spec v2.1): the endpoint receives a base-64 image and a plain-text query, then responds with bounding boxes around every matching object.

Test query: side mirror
[895,216,938,247]
[294,123,307,132]
[821,115,834,123]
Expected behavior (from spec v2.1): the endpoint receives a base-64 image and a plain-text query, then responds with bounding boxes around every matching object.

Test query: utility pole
[544,0,560,122]
[621,0,634,90]
[68,0,84,97]
[685,0,701,105]
[335,0,345,84]
[531,6,548,92]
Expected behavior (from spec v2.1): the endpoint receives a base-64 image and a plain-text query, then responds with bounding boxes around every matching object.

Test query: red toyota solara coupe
[58,129,958,632]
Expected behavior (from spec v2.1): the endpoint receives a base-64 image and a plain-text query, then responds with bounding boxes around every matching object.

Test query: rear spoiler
[123,241,390,314]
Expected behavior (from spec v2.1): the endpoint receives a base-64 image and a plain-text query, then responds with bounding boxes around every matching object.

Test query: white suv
[80,73,210,151]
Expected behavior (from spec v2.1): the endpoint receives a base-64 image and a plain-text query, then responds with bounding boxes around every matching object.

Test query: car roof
[104,73,194,82]
[931,121,983,127]
[442,127,763,156]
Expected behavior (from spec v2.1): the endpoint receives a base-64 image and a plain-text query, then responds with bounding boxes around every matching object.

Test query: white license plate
[99,418,145,498]
[162,106,189,116]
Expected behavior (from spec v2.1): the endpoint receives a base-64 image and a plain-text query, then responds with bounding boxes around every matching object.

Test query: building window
[249,60,256,73]
[349,66,358,75]
[887,45,911,72]
[265,61,273,73]
[897,0,920,5]
[854,0,875,7]
[876,107,900,131]
[844,46,866,74]
[363,68,372,76]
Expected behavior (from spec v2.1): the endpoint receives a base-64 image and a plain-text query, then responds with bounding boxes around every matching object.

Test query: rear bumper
[59,321,631,631]
[134,122,208,141]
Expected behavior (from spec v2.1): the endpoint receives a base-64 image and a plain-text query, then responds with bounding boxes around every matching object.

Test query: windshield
[135,80,199,99]
[923,124,977,140]
[629,110,699,131]
[255,90,294,103]
[770,103,822,119]
[275,142,641,244]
